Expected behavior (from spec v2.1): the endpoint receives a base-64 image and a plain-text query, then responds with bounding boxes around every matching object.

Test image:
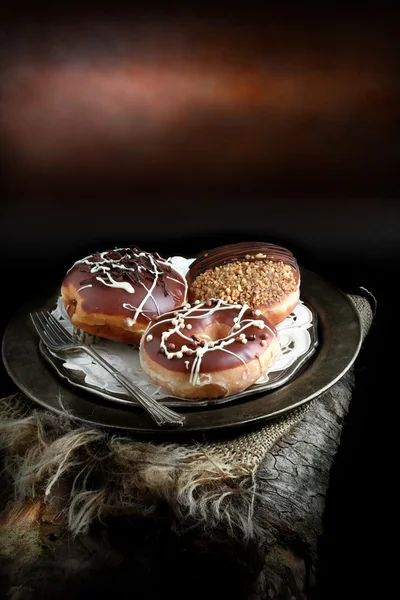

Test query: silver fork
[30,311,186,428]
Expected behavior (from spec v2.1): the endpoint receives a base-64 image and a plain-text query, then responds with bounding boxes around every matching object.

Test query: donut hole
[197,322,232,343]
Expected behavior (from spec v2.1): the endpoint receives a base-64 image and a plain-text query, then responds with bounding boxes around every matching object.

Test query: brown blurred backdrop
[1,9,399,199]
[1,8,399,265]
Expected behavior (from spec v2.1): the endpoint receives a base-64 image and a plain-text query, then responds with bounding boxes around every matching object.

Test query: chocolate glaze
[62,247,187,326]
[143,300,278,374]
[187,241,299,284]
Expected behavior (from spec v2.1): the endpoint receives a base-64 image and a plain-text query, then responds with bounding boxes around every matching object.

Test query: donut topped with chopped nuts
[139,298,280,399]
[186,242,300,326]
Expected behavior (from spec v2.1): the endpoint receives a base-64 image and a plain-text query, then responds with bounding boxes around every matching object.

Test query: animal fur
[0,392,311,542]
[0,370,356,599]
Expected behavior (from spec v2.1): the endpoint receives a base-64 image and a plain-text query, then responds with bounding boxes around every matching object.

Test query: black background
[0,4,397,598]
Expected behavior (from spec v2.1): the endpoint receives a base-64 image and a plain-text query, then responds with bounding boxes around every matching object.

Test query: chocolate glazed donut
[139,299,281,399]
[61,246,188,344]
[187,242,301,326]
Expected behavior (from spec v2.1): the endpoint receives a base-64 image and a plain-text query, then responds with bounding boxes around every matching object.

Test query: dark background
[0,5,397,598]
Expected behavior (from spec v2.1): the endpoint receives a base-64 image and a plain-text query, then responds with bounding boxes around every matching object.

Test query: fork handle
[81,346,186,427]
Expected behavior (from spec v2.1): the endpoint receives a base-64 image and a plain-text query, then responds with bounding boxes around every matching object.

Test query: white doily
[50,257,315,401]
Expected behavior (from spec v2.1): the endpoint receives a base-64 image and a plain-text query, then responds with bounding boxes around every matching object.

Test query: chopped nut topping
[189,259,297,307]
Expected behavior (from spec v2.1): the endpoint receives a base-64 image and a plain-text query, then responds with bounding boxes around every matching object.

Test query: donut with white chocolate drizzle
[61,246,188,344]
[187,242,300,326]
[139,298,280,399]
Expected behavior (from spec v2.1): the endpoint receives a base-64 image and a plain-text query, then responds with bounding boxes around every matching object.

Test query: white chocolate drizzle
[71,247,187,325]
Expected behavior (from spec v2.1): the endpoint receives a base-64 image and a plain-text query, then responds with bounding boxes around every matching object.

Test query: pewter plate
[1,268,362,438]
[36,300,318,409]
